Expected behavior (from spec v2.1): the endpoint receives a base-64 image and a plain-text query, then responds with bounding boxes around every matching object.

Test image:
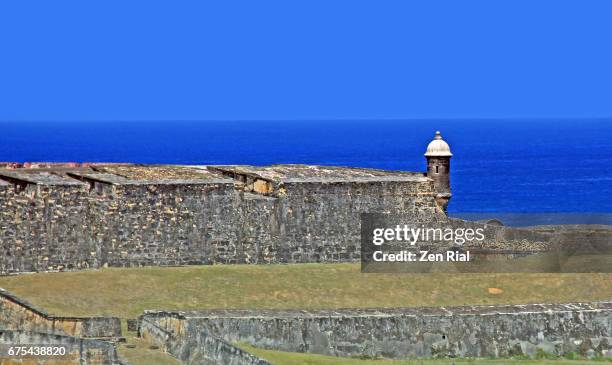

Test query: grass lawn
[240,344,612,365]
[0,263,610,318]
[116,337,182,365]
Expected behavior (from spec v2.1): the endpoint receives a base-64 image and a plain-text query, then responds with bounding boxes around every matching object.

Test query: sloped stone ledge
[139,314,271,365]
[0,288,121,339]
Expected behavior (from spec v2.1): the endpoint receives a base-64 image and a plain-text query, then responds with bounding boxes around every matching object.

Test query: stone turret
[425,131,452,212]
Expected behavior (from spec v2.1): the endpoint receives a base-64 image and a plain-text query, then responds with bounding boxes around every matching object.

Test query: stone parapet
[0,288,121,339]
[0,164,442,273]
[139,302,612,359]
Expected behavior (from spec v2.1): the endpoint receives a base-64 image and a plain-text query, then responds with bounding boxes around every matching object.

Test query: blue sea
[1,119,611,216]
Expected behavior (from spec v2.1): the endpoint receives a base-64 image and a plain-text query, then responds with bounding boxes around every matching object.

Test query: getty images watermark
[371,224,484,263]
[360,213,612,273]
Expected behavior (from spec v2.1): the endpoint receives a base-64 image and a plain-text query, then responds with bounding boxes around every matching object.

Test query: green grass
[116,337,182,365]
[240,344,612,365]
[1,264,610,365]
[0,264,610,318]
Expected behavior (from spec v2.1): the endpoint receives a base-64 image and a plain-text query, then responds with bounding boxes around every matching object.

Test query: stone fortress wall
[0,164,443,274]
[1,133,611,364]
[140,302,612,360]
[2,163,611,275]
[0,331,126,365]
[0,288,124,364]
[0,288,121,339]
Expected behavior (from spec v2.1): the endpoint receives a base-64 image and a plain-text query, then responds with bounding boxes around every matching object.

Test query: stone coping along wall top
[0,163,429,186]
[142,301,612,320]
[208,164,429,183]
[0,171,88,186]
[0,164,236,186]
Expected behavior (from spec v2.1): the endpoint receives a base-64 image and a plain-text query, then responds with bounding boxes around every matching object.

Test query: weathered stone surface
[1,164,607,274]
[0,164,443,274]
[0,330,126,365]
[138,312,270,365]
[0,289,121,339]
[139,302,612,359]
[126,319,138,332]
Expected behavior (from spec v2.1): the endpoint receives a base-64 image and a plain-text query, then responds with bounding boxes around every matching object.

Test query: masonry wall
[88,182,237,268]
[234,180,442,264]
[0,175,442,274]
[0,289,121,339]
[0,330,125,365]
[0,183,93,273]
[138,316,270,365]
[139,302,612,359]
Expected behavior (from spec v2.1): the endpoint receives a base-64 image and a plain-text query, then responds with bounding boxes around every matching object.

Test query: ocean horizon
[1,118,611,214]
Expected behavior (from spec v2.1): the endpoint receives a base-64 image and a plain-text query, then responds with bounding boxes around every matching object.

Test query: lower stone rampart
[194,333,271,365]
[139,302,612,359]
[138,313,270,365]
[0,288,121,339]
[0,330,127,365]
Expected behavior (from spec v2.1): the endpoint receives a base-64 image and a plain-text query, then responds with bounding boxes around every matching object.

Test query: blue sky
[0,1,610,121]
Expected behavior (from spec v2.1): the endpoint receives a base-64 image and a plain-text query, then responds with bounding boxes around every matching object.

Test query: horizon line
[1,116,611,123]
